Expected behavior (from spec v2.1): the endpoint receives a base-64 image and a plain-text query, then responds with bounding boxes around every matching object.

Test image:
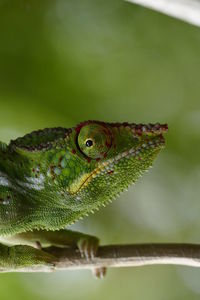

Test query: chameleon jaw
[68,133,165,196]
[68,164,108,195]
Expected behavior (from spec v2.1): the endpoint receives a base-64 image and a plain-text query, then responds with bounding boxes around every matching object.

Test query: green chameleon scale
[0,120,167,272]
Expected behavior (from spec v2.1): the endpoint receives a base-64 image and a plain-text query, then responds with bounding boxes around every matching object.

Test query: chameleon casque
[0,120,168,273]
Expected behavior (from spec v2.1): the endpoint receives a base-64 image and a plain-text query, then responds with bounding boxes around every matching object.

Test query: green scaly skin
[0,120,168,272]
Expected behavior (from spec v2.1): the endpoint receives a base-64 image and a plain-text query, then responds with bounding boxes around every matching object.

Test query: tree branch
[2,243,200,273]
[127,0,200,27]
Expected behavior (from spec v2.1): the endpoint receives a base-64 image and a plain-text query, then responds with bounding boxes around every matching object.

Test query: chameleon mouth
[69,133,165,195]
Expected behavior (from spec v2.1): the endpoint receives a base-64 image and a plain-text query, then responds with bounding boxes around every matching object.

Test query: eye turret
[77,123,112,159]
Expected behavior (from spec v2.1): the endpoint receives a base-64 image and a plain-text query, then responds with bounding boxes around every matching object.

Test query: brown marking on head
[72,149,76,154]
[107,170,114,175]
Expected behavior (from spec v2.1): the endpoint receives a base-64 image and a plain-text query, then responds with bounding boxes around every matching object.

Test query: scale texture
[0,120,168,271]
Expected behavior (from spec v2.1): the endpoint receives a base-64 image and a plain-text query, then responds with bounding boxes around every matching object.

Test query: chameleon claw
[92,267,107,279]
[35,241,42,250]
[77,236,106,278]
[77,236,99,261]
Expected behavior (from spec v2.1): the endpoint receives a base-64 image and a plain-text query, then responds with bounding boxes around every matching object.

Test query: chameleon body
[0,120,167,271]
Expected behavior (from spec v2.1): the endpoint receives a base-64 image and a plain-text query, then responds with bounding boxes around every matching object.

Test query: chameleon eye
[77,123,112,159]
[85,139,93,147]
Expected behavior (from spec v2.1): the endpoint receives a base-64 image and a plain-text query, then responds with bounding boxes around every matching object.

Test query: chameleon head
[64,120,168,211]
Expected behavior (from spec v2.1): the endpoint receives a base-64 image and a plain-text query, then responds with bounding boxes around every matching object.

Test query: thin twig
[127,0,200,27]
[2,243,200,273]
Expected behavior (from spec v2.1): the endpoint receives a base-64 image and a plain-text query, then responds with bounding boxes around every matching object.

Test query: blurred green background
[0,0,200,299]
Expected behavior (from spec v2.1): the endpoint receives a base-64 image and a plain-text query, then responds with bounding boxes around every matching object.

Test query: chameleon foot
[92,267,107,279]
[77,236,99,260]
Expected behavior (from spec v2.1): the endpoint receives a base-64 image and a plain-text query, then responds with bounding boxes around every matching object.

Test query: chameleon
[0,120,167,274]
